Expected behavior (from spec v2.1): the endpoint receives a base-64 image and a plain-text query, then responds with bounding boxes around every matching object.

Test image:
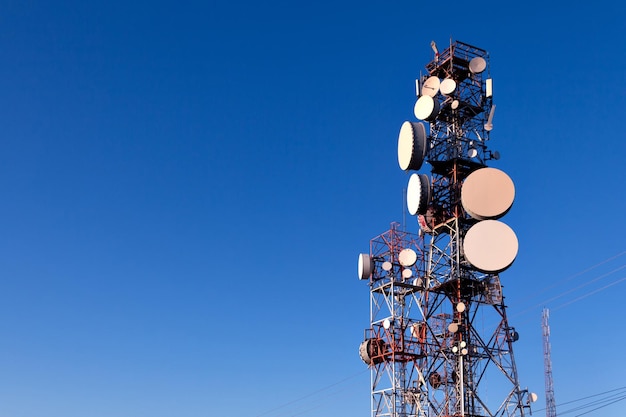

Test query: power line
[552,275,626,312]
[514,251,626,305]
[573,395,626,416]
[511,254,626,320]
[255,368,368,417]
[532,386,626,415]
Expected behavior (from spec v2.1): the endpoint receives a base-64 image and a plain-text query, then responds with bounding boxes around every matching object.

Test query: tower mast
[358,39,535,417]
[543,308,557,417]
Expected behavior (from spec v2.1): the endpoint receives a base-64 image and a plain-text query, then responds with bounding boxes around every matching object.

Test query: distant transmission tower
[358,40,536,417]
[542,308,557,417]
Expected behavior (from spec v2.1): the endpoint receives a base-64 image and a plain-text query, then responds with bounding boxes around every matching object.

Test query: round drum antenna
[397,121,428,171]
[414,95,440,121]
[469,56,487,74]
[463,220,519,273]
[461,167,515,220]
[421,76,440,97]
[407,173,431,215]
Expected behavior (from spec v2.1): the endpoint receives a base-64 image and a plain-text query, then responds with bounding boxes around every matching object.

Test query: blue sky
[0,1,624,416]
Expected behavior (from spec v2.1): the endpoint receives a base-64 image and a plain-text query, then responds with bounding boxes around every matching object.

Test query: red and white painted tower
[543,308,557,417]
[358,40,536,417]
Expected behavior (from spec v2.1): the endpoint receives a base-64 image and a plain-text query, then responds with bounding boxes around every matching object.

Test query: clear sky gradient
[0,1,624,416]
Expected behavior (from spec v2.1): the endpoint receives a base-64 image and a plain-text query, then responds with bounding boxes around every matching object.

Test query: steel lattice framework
[542,308,557,417]
[359,40,534,417]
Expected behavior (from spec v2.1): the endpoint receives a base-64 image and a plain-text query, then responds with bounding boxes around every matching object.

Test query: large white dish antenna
[469,56,487,74]
[461,167,515,220]
[463,220,518,273]
[440,78,456,95]
[407,173,431,215]
[399,248,418,267]
[397,121,428,171]
[358,253,373,280]
[414,95,440,121]
[421,76,440,97]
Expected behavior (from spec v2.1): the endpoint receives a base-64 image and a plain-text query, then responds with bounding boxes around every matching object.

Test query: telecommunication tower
[542,308,557,417]
[357,40,536,417]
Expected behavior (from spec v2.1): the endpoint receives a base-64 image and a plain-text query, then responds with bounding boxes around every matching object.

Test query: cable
[254,368,368,417]
[532,386,626,415]
[573,395,626,416]
[552,275,626,311]
[556,385,626,408]
[514,251,626,305]
[511,261,626,320]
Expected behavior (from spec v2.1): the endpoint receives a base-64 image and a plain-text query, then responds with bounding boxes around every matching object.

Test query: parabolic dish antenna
[359,338,386,365]
[402,268,413,279]
[421,76,440,97]
[414,95,440,121]
[382,261,393,271]
[429,372,442,389]
[461,167,515,220]
[468,56,487,74]
[399,248,418,267]
[410,323,421,338]
[407,173,431,215]
[397,121,428,171]
[358,253,373,280]
[463,220,518,273]
[440,78,456,95]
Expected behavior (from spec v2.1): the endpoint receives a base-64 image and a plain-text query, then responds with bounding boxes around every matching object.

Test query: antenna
[421,76,440,97]
[402,187,407,230]
[484,104,496,131]
[406,173,431,216]
[461,167,515,220]
[469,56,487,73]
[430,40,438,57]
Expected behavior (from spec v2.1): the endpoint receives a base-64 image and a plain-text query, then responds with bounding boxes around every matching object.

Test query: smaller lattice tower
[542,308,557,417]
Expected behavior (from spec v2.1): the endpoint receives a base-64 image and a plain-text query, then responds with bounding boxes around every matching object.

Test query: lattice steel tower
[358,40,536,417]
[542,308,557,417]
